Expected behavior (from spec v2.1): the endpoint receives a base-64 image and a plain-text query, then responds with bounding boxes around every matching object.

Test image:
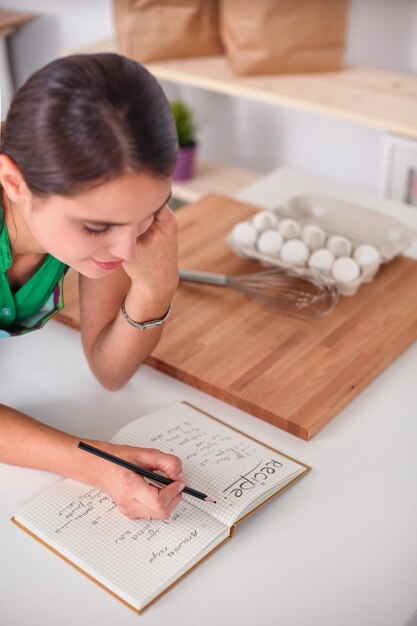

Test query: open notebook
[13,402,310,613]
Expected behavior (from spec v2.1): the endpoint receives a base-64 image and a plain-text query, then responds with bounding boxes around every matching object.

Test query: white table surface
[1,168,417,626]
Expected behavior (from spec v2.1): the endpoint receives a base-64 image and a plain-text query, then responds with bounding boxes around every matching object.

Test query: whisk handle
[179,269,229,286]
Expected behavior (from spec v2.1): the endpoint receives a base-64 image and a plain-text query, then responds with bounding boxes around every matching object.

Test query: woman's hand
[122,204,179,313]
[85,441,185,520]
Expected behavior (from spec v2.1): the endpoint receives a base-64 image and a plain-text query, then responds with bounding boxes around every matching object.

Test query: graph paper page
[14,480,229,611]
[112,402,307,528]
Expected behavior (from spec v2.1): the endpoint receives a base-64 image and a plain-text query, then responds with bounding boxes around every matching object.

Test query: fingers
[140,480,184,518]
[116,472,184,520]
[151,204,177,234]
[107,446,185,521]
[137,447,184,482]
[155,203,176,222]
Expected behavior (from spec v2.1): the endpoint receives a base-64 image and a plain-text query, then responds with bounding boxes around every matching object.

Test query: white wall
[1,0,416,195]
[2,0,114,85]
[345,0,417,74]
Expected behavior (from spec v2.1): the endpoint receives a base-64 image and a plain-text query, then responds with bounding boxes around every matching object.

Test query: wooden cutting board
[56,194,417,440]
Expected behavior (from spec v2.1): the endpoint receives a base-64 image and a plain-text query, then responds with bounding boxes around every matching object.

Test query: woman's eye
[83,225,111,237]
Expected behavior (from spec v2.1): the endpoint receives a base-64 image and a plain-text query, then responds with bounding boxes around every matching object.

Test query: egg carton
[227,194,417,296]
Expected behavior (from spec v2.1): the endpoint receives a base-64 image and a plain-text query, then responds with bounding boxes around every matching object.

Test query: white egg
[252,210,279,232]
[301,224,326,250]
[353,244,380,267]
[278,218,301,240]
[311,204,325,218]
[308,248,335,272]
[280,239,309,266]
[331,256,360,284]
[327,234,352,258]
[256,229,283,256]
[230,221,258,248]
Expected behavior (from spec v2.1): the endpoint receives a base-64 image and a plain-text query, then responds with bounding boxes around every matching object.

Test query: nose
[108,230,137,262]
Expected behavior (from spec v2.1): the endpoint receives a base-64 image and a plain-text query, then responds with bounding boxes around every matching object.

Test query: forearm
[87,285,171,391]
[0,403,102,484]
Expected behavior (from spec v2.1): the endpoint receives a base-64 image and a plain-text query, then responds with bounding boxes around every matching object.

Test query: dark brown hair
[0,53,178,197]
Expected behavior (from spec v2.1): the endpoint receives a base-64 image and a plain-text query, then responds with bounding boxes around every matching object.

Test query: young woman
[0,53,185,521]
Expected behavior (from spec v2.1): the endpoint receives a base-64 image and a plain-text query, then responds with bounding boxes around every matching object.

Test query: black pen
[77,441,216,503]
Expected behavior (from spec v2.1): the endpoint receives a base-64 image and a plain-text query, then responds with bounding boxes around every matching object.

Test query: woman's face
[24,172,172,278]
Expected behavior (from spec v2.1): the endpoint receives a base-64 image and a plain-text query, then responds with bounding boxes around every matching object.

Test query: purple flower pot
[173,145,196,182]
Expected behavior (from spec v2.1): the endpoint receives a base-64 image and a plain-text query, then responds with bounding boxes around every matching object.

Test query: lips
[92,259,123,270]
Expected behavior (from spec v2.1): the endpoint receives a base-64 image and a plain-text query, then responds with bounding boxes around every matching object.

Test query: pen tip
[204,497,216,504]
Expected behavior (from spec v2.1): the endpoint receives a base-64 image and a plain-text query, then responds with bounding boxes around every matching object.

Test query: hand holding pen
[78,441,215,521]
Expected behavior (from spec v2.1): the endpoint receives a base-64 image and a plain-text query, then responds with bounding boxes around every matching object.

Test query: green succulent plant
[170,100,197,148]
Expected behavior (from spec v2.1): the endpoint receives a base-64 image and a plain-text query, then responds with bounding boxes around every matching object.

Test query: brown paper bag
[114,0,223,63]
[220,0,350,75]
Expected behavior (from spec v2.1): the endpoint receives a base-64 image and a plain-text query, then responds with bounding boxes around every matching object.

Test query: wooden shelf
[146,57,417,139]
[62,39,417,140]
[172,159,260,203]
[0,10,34,36]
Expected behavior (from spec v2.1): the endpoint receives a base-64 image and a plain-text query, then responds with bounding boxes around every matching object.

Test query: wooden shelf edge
[147,59,417,139]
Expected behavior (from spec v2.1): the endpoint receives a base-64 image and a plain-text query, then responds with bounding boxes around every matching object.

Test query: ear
[0,154,32,205]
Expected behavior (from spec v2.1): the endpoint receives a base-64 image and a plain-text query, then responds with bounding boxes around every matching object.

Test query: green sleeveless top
[0,207,68,337]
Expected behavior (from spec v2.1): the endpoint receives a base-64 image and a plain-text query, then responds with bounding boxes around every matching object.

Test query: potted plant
[170,99,197,182]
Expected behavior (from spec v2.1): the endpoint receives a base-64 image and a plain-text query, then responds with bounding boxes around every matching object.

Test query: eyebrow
[82,191,172,227]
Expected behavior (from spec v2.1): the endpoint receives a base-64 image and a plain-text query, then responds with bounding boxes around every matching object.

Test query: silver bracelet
[120,296,172,330]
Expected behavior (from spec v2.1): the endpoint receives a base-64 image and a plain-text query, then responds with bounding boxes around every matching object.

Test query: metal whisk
[179,267,339,320]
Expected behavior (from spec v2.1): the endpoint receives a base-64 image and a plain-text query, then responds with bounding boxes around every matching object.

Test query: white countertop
[1,168,416,626]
